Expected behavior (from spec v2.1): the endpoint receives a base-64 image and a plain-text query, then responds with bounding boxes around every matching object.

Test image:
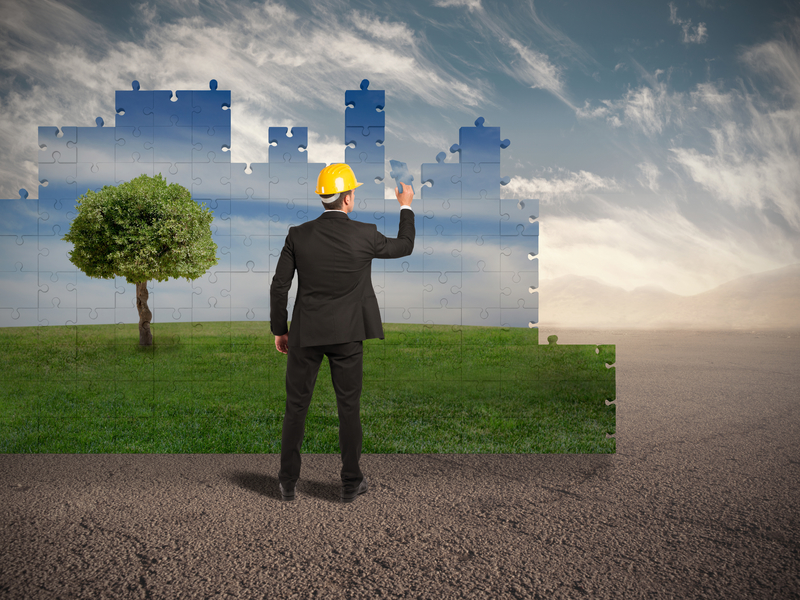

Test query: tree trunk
[136,281,153,346]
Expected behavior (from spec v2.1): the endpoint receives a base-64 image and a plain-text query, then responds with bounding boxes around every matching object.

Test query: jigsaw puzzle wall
[1,79,538,331]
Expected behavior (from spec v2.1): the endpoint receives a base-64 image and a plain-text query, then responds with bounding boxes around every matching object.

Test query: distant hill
[539,263,800,329]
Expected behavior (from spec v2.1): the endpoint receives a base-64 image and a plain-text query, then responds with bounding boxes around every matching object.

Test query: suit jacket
[270,208,415,347]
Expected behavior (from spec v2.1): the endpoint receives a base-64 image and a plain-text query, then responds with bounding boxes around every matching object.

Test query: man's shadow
[226,471,343,502]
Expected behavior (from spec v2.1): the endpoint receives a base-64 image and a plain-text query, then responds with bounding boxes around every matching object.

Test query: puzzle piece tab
[115,81,154,127]
[345,126,385,163]
[268,127,308,163]
[191,79,231,128]
[38,127,77,163]
[389,160,414,195]
[421,152,461,200]
[152,90,195,127]
[75,118,117,166]
[345,79,385,128]
[449,116,510,165]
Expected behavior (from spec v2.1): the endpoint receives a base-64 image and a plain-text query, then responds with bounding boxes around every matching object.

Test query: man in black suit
[270,163,415,503]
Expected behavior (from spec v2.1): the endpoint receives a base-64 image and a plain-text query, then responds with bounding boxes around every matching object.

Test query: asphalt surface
[2,329,798,599]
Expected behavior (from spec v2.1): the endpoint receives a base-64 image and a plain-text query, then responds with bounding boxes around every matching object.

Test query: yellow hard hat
[315,163,363,196]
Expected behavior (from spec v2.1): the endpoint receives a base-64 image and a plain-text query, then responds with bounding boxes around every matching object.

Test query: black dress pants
[278,340,364,492]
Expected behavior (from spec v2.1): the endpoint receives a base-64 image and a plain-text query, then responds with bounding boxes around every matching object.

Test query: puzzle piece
[457,162,503,199]
[500,198,538,236]
[0,190,38,276]
[449,116,510,164]
[268,162,312,201]
[193,127,231,163]
[349,162,384,203]
[115,81,154,127]
[75,118,117,166]
[38,163,76,199]
[192,161,231,201]
[388,159,414,195]
[421,152,461,199]
[268,127,308,163]
[76,162,115,195]
[344,126,385,163]
[152,90,195,127]
[345,79,385,128]
[38,127,77,163]
[230,162,274,199]
[152,125,194,164]
[423,197,461,237]
[114,126,153,163]
[191,79,231,128]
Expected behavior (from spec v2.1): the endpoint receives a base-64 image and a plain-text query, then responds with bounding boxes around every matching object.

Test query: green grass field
[0,321,615,453]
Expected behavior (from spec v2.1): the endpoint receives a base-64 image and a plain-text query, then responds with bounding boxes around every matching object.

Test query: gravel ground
[1,329,798,599]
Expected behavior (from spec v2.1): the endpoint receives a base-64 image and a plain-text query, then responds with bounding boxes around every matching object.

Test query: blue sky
[1,0,799,328]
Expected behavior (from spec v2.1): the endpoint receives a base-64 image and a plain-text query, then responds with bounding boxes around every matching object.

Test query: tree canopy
[62,174,218,284]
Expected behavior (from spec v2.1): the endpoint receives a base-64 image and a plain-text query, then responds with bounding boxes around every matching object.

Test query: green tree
[62,174,218,345]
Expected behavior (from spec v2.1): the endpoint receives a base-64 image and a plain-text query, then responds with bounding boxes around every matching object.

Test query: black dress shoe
[280,481,296,501]
[341,477,368,503]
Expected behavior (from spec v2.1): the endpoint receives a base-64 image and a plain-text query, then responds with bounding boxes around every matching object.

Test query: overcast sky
[1,0,799,328]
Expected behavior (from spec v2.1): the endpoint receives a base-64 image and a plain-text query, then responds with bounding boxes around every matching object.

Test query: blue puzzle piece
[115,81,154,127]
[230,163,274,199]
[500,270,538,309]
[192,80,231,128]
[192,162,231,200]
[449,117,510,165]
[423,198,461,237]
[389,160,414,195]
[345,79,385,128]
[457,162,504,199]
[350,162,385,201]
[76,118,117,165]
[344,126,385,163]
[0,190,38,240]
[268,127,308,163]
[421,152,461,199]
[152,90,195,127]
[115,127,153,163]
[38,127,77,163]
[152,126,195,164]
[193,127,231,163]
[38,163,76,199]
[76,162,115,195]
[269,162,311,200]
[500,198,539,236]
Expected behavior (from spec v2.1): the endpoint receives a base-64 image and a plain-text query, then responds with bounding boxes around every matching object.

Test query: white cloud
[433,0,482,11]
[670,29,800,231]
[502,38,570,107]
[576,68,685,137]
[351,12,415,43]
[668,2,708,44]
[636,162,660,192]
[501,168,621,204]
[683,22,708,44]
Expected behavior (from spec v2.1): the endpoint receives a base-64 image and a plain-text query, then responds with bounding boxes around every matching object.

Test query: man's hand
[275,334,289,354]
[395,184,414,207]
